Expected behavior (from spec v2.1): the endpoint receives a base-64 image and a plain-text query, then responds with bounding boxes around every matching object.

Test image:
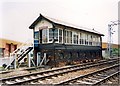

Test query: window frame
[58,28,63,44]
[48,28,59,43]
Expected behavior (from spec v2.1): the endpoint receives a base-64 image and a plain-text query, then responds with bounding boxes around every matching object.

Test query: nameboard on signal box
[39,26,48,30]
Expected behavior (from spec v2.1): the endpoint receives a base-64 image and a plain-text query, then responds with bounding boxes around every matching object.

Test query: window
[82,33,85,45]
[49,29,53,41]
[34,31,39,45]
[97,36,101,46]
[79,33,82,44]
[95,36,98,46]
[59,29,63,43]
[34,31,39,39]
[73,32,78,44]
[84,34,88,45]
[77,35,78,44]
[86,34,89,45]
[54,29,58,40]
[67,31,69,43]
[73,34,76,44]
[64,30,72,44]
[79,33,84,45]
[89,35,93,45]
[87,34,92,45]
[64,30,67,43]
[98,37,101,46]
[49,28,58,42]
[70,31,72,43]
[42,29,48,43]
[93,35,96,46]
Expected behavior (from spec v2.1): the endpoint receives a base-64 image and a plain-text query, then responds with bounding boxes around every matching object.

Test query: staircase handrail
[5,40,33,69]
[5,54,16,70]
[10,40,33,57]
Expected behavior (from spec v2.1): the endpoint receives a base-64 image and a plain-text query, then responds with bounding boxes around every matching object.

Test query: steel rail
[1,60,118,85]
[56,64,119,85]
[1,58,115,80]
[93,71,120,85]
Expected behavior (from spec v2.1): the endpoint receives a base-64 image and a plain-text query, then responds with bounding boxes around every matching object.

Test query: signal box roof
[29,14,104,36]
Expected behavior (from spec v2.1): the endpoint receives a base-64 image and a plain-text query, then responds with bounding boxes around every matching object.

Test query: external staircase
[5,43,33,69]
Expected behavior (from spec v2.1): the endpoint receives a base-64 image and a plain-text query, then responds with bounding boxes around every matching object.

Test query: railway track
[56,64,119,85]
[0,58,119,85]
[94,71,120,85]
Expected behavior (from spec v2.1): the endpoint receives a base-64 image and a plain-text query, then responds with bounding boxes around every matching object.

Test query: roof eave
[54,22,104,36]
[29,14,104,36]
[29,14,44,29]
[29,14,55,29]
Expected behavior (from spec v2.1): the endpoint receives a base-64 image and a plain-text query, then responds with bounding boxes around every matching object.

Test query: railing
[10,40,33,57]
[4,40,33,70]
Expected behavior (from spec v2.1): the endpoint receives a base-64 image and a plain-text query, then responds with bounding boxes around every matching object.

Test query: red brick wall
[4,43,17,57]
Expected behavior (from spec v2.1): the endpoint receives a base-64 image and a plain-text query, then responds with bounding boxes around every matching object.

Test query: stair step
[5,46,33,69]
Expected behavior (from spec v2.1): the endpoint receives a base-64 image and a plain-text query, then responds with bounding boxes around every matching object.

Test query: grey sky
[0,0,119,44]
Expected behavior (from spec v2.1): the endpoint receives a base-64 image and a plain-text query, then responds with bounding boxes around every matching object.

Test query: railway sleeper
[1,60,119,85]
[23,77,31,80]
[5,81,15,84]
[15,79,23,82]
[76,80,93,84]
[82,78,98,83]
[37,75,43,77]
[38,80,44,84]
[30,82,36,84]
[51,76,57,79]
[30,76,38,79]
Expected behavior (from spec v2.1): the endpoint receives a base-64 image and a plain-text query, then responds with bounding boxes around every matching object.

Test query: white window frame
[72,31,79,45]
[65,29,73,44]
[42,29,48,44]
[58,28,63,44]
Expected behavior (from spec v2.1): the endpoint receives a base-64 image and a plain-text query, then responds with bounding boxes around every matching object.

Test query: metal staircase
[17,46,33,62]
[5,43,33,69]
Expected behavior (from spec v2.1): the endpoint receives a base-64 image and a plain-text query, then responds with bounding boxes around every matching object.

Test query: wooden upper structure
[29,14,104,36]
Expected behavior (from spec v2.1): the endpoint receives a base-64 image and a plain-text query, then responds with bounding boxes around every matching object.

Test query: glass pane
[77,35,78,44]
[54,29,58,33]
[59,29,62,35]
[42,29,48,43]
[70,31,72,43]
[59,37,62,43]
[54,33,58,36]
[49,29,53,32]
[49,28,58,42]
[34,31,39,39]
[59,29,63,43]
[65,30,67,43]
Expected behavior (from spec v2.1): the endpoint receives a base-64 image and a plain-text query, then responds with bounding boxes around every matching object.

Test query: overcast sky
[0,0,119,44]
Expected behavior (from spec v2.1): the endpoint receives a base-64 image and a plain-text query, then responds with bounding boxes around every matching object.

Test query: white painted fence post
[44,53,46,65]
[14,54,17,69]
[28,53,31,68]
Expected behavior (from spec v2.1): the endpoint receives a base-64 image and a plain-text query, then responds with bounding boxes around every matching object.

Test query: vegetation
[0,66,4,71]
[112,48,120,56]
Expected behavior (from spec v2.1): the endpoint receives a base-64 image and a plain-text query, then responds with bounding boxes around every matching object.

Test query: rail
[56,64,119,85]
[0,59,118,85]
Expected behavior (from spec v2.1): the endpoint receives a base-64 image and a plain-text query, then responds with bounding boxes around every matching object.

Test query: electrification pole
[107,20,120,58]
